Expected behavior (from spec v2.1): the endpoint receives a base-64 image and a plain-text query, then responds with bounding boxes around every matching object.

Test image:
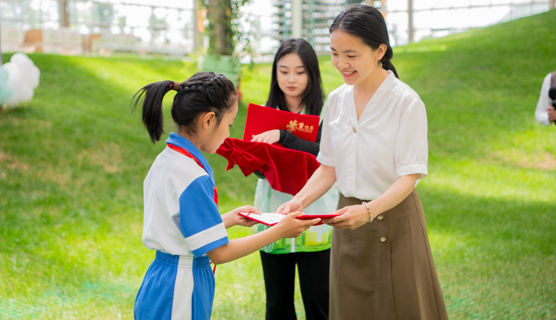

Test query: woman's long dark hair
[131,72,236,144]
[330,5,399,79]
[266,38,324,116]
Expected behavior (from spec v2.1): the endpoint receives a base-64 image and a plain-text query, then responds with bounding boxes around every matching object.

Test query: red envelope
[216,138,320,196]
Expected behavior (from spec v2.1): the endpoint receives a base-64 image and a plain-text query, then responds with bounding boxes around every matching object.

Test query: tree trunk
[207,0,233,55]
[59,0,69,28]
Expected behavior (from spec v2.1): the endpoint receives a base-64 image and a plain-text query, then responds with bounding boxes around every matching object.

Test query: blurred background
[1,0,553,61]
[1,1,555,319]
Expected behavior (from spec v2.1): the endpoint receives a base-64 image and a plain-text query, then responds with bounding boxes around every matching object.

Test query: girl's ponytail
[132,72,236,144]
[381,46,399,79]
[131,80,176,144]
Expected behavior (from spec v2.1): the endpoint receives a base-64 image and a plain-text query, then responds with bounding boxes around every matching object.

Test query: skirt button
[377,215,384,221]
[379,237,387,243]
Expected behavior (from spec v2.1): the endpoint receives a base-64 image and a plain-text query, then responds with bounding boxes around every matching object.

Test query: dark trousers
[260,249,330,320]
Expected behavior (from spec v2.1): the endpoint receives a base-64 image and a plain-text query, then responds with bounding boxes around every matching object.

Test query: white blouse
[317,71,428,200]
[535,72,553,126]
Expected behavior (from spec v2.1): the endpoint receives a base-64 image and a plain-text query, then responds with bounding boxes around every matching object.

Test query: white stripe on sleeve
[184,223,227,251]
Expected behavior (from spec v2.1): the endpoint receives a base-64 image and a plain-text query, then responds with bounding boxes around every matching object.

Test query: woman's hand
[323,204,370,230]
[251,129,280,144]
[276,199,303,214]
[548,106,556,122]
[222,205,260,228]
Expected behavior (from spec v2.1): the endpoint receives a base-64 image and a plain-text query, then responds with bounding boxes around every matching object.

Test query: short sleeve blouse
[317,71,428,200]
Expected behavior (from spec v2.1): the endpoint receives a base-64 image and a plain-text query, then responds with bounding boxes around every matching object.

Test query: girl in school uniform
[131,71,320,320]
[250,38,338,320]
[278,5,449,320]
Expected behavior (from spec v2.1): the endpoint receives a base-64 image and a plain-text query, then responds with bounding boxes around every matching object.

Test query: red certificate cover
[296,214,341,220]
[239,212,341,226]
[242,103,320,142]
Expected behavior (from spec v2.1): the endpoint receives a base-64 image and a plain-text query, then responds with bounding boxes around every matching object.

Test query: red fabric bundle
[216,138,320,196]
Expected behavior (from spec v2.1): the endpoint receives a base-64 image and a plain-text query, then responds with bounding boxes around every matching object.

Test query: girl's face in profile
[203,98,238,154]
[276,53,309,107]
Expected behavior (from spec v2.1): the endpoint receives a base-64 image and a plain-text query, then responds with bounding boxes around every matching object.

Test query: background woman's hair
[131,71,236,144]
[330,5,399,79]
[266,38,324,116]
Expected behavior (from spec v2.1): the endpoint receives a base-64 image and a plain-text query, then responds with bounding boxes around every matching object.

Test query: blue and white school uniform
[134,132,228,320]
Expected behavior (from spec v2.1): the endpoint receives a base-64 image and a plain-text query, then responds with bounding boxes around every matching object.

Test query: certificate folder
[242,103,320,142]
[238,212,341,226]
[216,102,321,195]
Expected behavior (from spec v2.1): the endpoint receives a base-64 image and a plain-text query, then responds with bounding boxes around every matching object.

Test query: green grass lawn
[1,10,555,320]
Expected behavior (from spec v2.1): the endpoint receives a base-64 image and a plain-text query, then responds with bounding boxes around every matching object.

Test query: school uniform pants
[260,249,330,320]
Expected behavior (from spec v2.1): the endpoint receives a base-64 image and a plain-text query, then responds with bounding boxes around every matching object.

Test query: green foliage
[1,10,555,319]
[202,0,250,57]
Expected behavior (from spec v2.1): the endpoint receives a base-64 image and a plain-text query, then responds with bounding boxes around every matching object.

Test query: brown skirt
[329,190,449,320]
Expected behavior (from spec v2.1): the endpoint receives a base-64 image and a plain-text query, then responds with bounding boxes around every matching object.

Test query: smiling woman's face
[330,30,384,87]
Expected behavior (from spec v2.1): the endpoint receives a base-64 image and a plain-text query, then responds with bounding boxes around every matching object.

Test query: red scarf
[167,143,219,205]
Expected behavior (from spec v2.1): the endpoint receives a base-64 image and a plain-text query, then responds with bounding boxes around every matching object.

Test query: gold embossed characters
[286,120,314,133]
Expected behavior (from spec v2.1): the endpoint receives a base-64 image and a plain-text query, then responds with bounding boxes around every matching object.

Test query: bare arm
[277,164,336,213]
[324,174,419,230]
[367,174,418,215]
[207,212,320,265]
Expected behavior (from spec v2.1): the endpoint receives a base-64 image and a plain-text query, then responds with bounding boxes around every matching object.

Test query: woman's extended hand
[251,129,280,144]
[323,204,370,230]
[222,205,260,228]
[276,199,303,214]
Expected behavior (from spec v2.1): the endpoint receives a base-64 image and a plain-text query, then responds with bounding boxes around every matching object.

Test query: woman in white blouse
[278,5,449,320]
[535,71,556,126]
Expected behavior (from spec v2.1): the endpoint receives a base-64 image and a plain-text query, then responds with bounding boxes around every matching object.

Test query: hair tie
[170,81,180,91]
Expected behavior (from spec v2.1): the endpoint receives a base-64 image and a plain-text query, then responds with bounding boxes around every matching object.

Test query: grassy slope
[1,10,555,319]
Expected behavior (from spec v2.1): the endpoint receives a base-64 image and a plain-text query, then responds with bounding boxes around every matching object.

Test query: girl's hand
[276,199,303,214]
[275,211,320,238]
[223,206,260,228]
[251,129,280,144]
[323,205,370,230]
